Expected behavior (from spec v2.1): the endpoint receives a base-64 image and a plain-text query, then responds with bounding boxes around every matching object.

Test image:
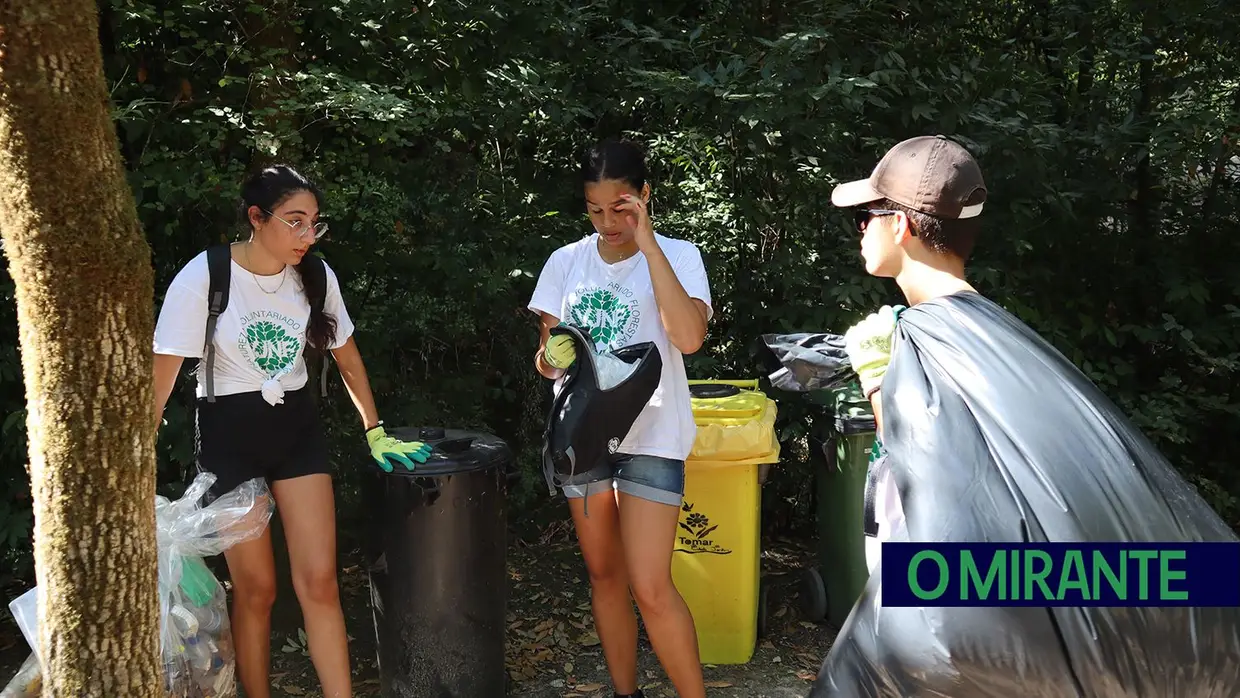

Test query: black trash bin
[363,426,513,697]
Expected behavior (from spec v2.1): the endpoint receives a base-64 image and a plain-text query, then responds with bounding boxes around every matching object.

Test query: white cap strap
[958,202,984,219]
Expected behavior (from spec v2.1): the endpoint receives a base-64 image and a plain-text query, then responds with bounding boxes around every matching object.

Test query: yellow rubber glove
[543,333,577,370]
[366,425,433,473]
[844,305,905,398]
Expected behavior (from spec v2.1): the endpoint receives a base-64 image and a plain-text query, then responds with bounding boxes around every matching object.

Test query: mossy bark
[0,2,161,697]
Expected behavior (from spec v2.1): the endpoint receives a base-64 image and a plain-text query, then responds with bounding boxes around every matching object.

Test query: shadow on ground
[2,518,836,697]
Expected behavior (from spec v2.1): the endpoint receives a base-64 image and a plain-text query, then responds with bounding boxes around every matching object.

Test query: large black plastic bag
[789,292,1240,697]
[758,332,854,393]
[758,333,878,435]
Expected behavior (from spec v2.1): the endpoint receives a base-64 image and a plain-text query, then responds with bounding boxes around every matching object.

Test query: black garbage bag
[767,292,1240,697]
[758,333,878,436]
[758,332,854,393]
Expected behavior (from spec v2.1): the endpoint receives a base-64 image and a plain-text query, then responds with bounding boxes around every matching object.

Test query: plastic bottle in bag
[187,633,213,673]
[196,652,222,696]
[170,605,200,637]
[191,602,226,635]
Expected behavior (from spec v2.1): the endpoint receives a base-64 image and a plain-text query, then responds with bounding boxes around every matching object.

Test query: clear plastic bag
[6,587,37,666]
[594,350,640,390]
[157,473,274,697]
[1,652,40,698]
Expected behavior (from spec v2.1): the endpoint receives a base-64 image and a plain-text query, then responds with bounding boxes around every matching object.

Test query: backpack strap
[204,245,232,403]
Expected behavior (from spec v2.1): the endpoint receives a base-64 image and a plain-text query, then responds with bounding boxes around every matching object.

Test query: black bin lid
[376,426,512,477]
[689,383,742,399]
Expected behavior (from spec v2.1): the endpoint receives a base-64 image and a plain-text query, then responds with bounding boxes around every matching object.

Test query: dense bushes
[1,0,1237,586]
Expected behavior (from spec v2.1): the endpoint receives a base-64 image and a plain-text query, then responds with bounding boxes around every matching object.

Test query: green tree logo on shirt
[568,287,637,350]
[240,320,302,376]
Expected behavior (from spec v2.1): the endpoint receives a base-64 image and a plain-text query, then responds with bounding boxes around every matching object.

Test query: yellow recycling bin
[672,379,780,665]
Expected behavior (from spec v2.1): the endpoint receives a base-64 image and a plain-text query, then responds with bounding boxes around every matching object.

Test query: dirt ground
[1,516,836,697]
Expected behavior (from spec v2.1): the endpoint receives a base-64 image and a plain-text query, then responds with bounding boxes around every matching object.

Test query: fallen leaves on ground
[504,552,611,686]
[194,517,841,698]
[496,524,838,696]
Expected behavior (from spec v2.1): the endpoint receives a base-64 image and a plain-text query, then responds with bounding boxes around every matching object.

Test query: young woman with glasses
[151,165,431,698]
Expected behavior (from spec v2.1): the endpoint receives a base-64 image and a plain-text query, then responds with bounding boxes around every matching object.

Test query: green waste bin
[798,380,878,628]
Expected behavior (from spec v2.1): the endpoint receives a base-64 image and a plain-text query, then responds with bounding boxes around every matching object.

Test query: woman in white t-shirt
[152,165,431,698]
[528,139,712,698]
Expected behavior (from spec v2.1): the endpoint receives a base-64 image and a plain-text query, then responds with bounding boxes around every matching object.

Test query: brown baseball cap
[831,135,987,219]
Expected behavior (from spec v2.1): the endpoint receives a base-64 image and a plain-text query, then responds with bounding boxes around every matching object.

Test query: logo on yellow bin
[675,502,732,555]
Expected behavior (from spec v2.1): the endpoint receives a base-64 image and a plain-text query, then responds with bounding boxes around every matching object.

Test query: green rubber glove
[844,305,906,398]
[544,333,577,370]
[366,425,433,472]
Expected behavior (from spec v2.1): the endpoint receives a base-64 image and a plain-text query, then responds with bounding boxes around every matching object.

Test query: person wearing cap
[830,134,988,570]
[834,133,986,401]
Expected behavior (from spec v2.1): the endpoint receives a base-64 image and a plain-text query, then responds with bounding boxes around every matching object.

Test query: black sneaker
[615,690,644,698]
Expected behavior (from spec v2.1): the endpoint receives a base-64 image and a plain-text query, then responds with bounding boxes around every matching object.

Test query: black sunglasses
[853,208,901,233]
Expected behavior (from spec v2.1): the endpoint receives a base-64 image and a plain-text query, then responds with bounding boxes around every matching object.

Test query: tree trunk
[0,2,161,697]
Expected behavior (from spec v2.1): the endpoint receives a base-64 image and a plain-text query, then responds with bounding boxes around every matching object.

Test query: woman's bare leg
[272,474,352,698]
[222,526,277,698]
[569,489,640,694]
[618,492,705,698]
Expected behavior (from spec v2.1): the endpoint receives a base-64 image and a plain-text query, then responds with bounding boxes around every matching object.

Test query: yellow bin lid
[688,380,781,464]
[689,380,766,424]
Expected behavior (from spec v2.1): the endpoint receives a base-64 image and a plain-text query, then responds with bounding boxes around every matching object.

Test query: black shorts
[194,386,332,499]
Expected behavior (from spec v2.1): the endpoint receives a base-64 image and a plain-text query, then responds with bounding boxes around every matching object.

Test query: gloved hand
[543,333,577,370]
[844,305,906,398]
[366,425,433,473]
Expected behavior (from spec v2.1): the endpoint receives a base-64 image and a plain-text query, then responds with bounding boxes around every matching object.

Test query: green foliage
[1,0,1237,583]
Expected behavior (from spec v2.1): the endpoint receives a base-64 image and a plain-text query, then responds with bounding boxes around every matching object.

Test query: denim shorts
[558,453,686,507]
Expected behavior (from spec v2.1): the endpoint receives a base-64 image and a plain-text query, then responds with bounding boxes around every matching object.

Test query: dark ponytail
[239,164,338,350]
[294,251,336,350]
[581,138,648,191]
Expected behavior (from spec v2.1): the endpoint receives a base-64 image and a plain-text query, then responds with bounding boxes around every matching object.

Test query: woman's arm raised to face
[615,193,710,355]
[644,244,709,355]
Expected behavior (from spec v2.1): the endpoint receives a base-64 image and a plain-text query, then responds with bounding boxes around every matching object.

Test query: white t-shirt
[528,232,713,462]
[153,248,355,399]
[865,456,906,574]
